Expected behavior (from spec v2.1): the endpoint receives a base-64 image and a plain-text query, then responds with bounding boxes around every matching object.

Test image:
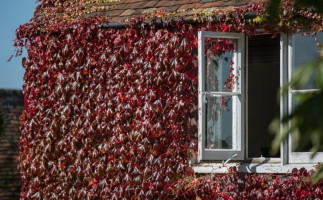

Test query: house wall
[14,14,323,198]
[18,20,199,199]
[0,90,24,200]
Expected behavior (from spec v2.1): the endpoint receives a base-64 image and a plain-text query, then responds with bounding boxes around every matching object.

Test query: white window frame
[196,31,323,173]
[197,31,245,162]
[285,33,323,164]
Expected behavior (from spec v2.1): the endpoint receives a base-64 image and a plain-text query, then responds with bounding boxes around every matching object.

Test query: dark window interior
[248,34,280,158]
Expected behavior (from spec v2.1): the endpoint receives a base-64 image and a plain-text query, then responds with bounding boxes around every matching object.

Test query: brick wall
[0,90,24,200]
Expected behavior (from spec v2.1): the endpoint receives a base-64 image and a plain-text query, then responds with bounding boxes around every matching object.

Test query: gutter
[101,12,257,29]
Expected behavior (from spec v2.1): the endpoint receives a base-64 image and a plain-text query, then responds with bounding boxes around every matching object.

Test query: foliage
[178,167,323,199]
[17,16,200,199]
[266,0,281,25]
[13,0,323,199]
[267,0,323,22]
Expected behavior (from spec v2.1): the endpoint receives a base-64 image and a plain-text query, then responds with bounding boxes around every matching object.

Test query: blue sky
[0,1,37,89]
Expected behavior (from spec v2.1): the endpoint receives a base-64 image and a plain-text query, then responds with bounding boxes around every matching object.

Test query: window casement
[285,32,323,164]
[197,31,245,161]
[197,31,323,172]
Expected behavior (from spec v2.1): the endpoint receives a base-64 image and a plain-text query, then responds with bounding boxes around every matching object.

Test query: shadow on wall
[0,90,24,200]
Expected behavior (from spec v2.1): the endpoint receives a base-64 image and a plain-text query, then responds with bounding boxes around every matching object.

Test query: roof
[0,90,24,199]
[85,0,264,22]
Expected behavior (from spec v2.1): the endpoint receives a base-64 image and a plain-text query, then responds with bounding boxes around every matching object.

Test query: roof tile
[178,3,202,11]
[155,1,174,7]
[165,5,181,12]
[132,9,145,15]
[142,8,157,14]
[224,0,251,6]
[124,2,146,9]
[156,1,192,7]
[199,0,213,3]
[0,90,24,199]
[143,1,160,8]
[124,0,146,3]
[121,9,136,16]
[201,7,218,14]
[176,8,204,16]
[200,1,226,8]
[105,9,125,17]
[156,6,167,11]
[113,4,128,10]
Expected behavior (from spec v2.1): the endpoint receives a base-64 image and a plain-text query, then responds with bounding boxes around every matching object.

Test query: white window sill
[192,158,317,174]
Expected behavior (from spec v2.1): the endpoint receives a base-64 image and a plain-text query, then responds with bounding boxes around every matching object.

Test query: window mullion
[198,31,206,162]
[280,34,289,165]
[203,91,240,96]
[289,89,320,94]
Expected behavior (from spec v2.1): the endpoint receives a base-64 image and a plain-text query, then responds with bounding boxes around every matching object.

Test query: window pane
[291,32,323,89]
[290,93,322,152]
[204,38,239,92]
[205,95,233,149]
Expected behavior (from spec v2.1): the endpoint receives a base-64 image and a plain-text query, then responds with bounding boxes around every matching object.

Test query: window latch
[222,154,237,166]
[203,94,207,104]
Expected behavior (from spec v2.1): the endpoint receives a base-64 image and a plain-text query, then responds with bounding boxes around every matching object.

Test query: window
[197,31,323,170]
[286,32,323,164]
[248,34,280,158]
[197,32,245,161]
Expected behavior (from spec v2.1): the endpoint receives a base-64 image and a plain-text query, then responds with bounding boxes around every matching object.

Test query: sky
[0,1,38,89]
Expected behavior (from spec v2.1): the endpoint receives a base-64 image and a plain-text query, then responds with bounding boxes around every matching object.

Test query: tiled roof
[85,0,264,22]
[0,90,24,199]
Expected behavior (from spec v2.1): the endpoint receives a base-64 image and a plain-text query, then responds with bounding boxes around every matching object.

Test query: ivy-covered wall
[15,0,323,199]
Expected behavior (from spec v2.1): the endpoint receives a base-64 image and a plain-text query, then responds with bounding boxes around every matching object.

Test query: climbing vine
[14,0,323,199]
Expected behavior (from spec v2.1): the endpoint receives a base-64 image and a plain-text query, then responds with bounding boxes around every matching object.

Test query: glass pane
[205,95,234,149]
[292,32,323,89]
[204,37,239,92]
[290,93,322,152]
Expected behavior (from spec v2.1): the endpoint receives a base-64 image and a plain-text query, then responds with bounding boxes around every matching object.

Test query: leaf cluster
[177,167,323,199]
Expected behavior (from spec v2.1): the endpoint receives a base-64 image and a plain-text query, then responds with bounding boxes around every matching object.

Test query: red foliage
[14,1,323,199]
[174,167,323,199]
[18,17,200,199]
